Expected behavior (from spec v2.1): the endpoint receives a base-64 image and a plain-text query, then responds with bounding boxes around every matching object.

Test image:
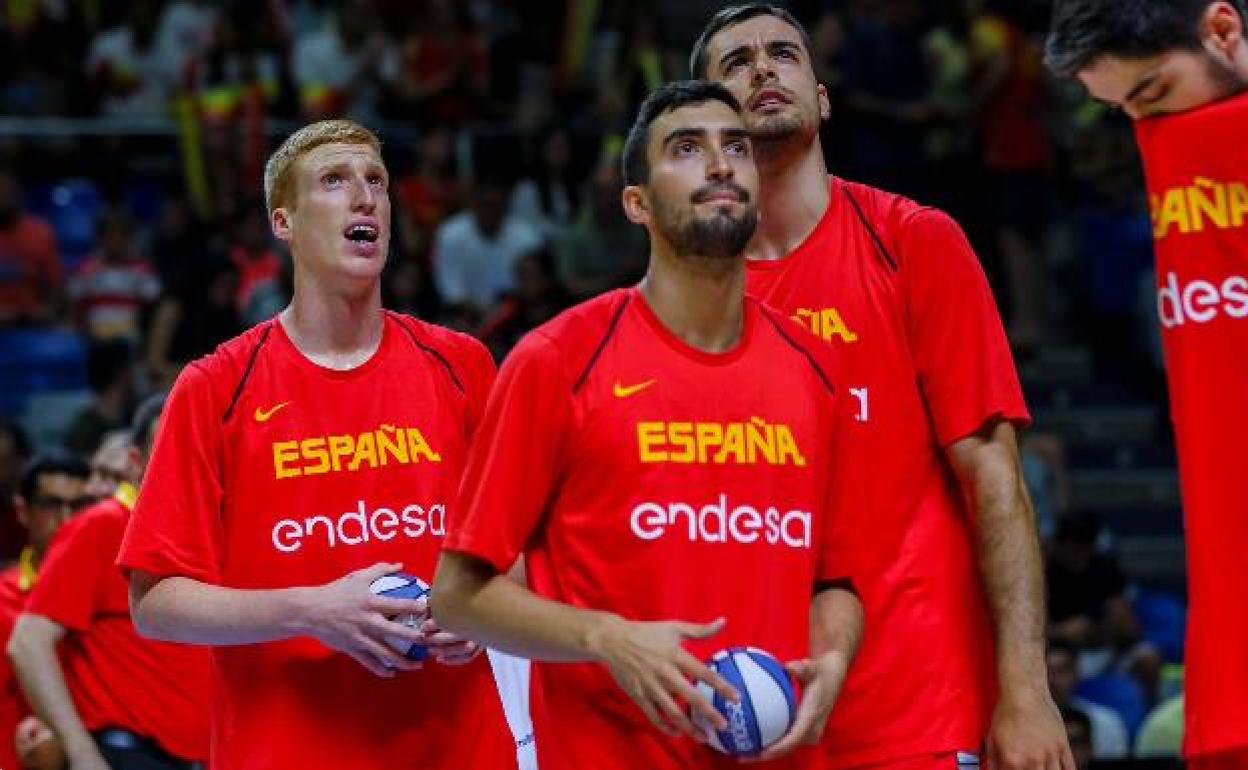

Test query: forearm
[809,587,863,662]
[7,616,94,755]
[131,572,316,645]
[432,550,619,662]
[950,423,1048,695]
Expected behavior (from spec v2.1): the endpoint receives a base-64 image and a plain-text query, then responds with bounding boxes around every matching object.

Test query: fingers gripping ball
[368,572,431,661]
[694,647,796,755]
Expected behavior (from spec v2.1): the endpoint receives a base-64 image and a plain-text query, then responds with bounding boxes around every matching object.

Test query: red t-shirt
[0,215,61,322]
[1134,92,1248,758]
[444,288,861,770]
[25,495,210,760]
[746,178,1029,768]
[0,563,32,770]
[118,311,514,770]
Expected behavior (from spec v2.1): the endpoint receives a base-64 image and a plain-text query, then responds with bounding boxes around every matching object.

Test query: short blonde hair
[263,119,383,213]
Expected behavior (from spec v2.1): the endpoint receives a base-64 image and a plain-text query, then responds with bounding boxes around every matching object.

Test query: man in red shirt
[1045,3,1248,768]
[0,166,62,325]
[117,119,515,770]
[433,80,865,770]
[9,395,209,770]
[692,6,1071,770]
[1,453,88,770]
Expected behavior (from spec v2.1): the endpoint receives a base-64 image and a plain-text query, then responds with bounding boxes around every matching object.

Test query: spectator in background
[477,247,572,359]
[839,0,934,199]
[554,157,647,300]
[383,252,444,322]
[228,203,285,326]
[1047,512,1164,697]
[386,0,491,126]
[433,174,543,322]
[0,166,62,325]
[1135,693,1184,759]
[0,419,32,563]
[0,452,90,770]
[511,126,582,242]
[291,1,395,121]
[85,0,180,116]
[65,339,134,458]
[67,208,160,345]
[83,430,133,502]
[9,395,211,770]
[966,0,1053,350]
[1047,637,1130,760]
[395,126,466,265]
[1060,707,1095,770]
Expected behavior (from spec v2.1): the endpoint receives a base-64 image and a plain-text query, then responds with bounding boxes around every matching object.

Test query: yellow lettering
[328,434,354,471]
[694,422,723,463]
[792,308,818,335]
[377,425,408,465]
[1188,176,1228,231]
[273,441,300,479]
[774,425,806,467]
[407,428,441,462]
[1155,188,1190,239]
[638,422,667,462]
[301,437,329,476]
[820,308,858,343]
[668,422,694,463]
[715,423,746,464]
[1230,183,1248,228]
[349,432,377,471]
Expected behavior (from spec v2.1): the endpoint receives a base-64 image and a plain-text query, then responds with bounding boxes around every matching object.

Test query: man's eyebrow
[718,44,752,68]
[722,127,750,141]
[663,127,708,146]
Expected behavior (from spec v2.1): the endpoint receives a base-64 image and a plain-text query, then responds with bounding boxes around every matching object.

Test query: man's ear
[13,496,28,529]
[621,185,652,226]
[817,83,831,122]
[271,206,293,243]
[1204,1,1245,60]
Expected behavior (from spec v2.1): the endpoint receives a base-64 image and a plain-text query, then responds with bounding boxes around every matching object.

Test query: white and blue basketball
[368,572,431,661]
[694,646,796,756]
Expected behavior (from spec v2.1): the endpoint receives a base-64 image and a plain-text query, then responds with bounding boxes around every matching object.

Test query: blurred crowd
[0,1,1180,768]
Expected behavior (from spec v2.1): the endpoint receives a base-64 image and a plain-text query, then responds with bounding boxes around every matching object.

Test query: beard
[655,189,757,260]
[1205,51,1248,99]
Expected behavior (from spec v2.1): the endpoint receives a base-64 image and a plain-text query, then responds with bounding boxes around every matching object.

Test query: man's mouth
[344,224,379,242]
[750,89,791,110]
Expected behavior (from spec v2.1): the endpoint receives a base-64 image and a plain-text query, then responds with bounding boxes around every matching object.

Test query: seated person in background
[0,166,63,326]
[476,248,572,360]
[1047,512,1163,697]
[8,396,210,770]
[0,452,89,770]
[65,338,135,459]
[67,209,160,346]
[1048,637,1129,759]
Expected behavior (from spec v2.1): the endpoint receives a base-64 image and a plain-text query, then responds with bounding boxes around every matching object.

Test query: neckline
[629,286,753,366]
[273,312,393,380]
[746,176,839,273]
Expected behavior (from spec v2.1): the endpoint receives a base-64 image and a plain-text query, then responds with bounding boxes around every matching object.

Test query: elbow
[430,551,488,635]
[128,573,169,641]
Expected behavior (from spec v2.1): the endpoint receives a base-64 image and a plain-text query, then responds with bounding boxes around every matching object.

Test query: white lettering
[629,495,812,548]
[1157,270,1248,329]
[271,499,448,554]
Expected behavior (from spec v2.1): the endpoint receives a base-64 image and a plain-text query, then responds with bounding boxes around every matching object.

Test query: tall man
[1,453,88,770]
[692,6,1071,770]
[1045,3,1248,768]
[116,119,516,770]
[9,396,209,770]
[433,80,865,770]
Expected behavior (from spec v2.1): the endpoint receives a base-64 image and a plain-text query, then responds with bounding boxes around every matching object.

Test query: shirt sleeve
[118,361,226,583]
[444,332,571,573]
[458,335,498,439]
[25,514,112,632]
[900,208,1029,446]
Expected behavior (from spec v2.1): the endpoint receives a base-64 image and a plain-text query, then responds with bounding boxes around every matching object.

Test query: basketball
[368,572,431,661]
[694,646,796,756]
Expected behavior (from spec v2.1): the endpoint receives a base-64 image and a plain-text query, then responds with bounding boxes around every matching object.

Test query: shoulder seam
[572,293,631,393]
[842,184,899,272]
[394,315,466,393]
[758,305,835,396]
[222,322,276,423]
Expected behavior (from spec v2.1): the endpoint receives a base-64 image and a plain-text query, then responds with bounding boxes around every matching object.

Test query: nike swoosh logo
[613,379,656,398]
[254,401,291,422]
